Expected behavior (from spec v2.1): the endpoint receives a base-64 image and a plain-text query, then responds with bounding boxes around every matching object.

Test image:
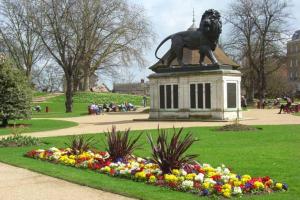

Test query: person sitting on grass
[278,96,292,114]
[34,105,41,112]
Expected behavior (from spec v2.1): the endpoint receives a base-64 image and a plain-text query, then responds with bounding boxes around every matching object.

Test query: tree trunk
[65,74,73,113]
[73,77,79,92]
[83,66,90,91]
[1,118,8,128]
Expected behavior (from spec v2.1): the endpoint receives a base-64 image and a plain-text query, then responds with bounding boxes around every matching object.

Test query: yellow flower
[39,152,45,159]
[254,181,264,190]
[207,171,216,178]
[241,175,251,184]
[102,166,111,173]
[164,174,178,183]
[275,183,283,190]
[222,183,232,190]
[135,171,146,180]
[223,190,231,198]
[172,169,180,176]
[234,181,242,187]
[178,176,185,182]
[149,175,157,183]
[203,182,211,189]
[185,173,196,180]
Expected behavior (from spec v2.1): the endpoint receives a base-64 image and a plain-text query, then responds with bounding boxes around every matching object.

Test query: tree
[72,0,153,92]
[0,0,44,80]
[0,54,32,127]
[24,0,153,112]
[225,0,291,102]
[32,64,64,92]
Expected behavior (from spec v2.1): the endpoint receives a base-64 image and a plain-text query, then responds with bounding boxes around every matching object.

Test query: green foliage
[0,59,32,126]
[0,127,40,147]
[147,127,199,174]
[66,135,95,155]
[105,126,142,162]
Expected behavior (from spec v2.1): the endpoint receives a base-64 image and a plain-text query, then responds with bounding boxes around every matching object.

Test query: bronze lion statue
[155,9,222,67]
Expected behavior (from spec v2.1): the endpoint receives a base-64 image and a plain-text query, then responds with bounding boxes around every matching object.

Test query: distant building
[113,79,149,96]
[91,83,110,93]
[287,30,300,94]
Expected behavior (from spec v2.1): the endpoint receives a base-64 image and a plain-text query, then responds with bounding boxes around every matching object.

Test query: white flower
[180,169,187,176]
[52,152,61,160]
[223,168,230,175]
[49,147,59,152]
[221,175,230,182]
[195,173,204,182]
[233,186,242,195]
[203,163,211,168]
[181,180,194,190]
[216,167,222,173]
[137,157,145,162]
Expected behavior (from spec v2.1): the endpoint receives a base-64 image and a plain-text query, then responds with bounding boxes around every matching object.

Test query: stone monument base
[148,65,242,121]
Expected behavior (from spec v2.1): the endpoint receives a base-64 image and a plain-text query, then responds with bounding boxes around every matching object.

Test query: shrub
[66,135,95,155]
[0,57,32,127]
[147,127,199,174]
[105,126,142,162]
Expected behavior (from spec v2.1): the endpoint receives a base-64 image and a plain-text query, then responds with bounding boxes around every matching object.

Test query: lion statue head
[199,9,222,50]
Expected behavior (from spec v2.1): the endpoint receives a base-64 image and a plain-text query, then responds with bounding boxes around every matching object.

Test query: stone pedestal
[148,66,242,120]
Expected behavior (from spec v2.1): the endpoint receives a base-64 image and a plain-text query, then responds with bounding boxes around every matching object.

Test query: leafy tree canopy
[0,55,32,127]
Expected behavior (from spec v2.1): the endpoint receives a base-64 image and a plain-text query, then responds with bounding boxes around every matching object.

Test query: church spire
[192,8,195,25]
[187,8,197,31]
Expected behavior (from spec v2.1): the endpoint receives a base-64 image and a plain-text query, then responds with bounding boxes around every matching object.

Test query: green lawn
[0,125,299,199]
[0,119,78,135]
[32,92,149,118]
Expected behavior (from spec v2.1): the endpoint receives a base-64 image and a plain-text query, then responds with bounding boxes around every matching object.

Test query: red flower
[194,181,202,189]
[110,169,116,175]
[213,184,222,193]
[262,176,270,183]
[211,175,221,181]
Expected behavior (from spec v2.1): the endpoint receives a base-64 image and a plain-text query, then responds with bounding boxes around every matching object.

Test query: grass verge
[0,119,78,135]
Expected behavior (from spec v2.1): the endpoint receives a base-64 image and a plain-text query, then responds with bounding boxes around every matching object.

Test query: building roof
[292,30,300,41]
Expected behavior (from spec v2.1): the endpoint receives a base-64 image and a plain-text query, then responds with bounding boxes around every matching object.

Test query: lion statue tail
[155,35,172,62]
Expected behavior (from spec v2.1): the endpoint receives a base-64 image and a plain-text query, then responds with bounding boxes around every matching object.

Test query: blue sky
[104,0,300,87]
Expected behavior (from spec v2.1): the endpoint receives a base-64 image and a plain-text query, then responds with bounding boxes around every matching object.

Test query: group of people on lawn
[241,95,295,114]
[89,102,136,115]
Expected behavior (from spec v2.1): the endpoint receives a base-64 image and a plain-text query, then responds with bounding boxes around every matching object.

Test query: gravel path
[19,109,300,138]
[0,162,134,200]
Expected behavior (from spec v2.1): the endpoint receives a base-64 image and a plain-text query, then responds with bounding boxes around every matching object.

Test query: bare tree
[0,0,44,80]
[32,64,64,92]
[24,0,88,112]
[72,0,153,91]
[23,0,153,112]
[225,0,291,102]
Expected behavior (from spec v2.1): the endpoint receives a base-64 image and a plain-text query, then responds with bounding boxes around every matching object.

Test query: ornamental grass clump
[105,126,142,162]
[66,135,95,155]
[147,127,199,174]
[0,127,40,147]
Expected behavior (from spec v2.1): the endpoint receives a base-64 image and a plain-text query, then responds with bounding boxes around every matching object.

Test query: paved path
[21,109,300,138]
[32,93,63,103]
[0,162,134,200]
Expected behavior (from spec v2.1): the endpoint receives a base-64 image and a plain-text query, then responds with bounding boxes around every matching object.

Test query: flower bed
[26,147,288,198]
